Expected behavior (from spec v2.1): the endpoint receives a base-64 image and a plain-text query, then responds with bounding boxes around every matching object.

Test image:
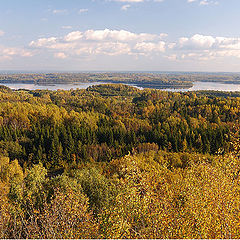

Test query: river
[1,81,240,92]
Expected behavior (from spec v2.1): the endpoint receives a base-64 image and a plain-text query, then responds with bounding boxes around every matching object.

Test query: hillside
[0,84,240,238]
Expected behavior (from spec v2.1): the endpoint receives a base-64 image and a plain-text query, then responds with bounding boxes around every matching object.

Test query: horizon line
[1,70,240,75]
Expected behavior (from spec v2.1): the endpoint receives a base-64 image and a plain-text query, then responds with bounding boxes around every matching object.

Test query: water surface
[189,81,240,92]
[2,81,240,92]
[147,81,240,92]
[1,82,105,91]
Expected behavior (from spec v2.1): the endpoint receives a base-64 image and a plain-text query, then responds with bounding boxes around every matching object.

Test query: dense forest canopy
[0,84,240,238]
[0,84,239,168]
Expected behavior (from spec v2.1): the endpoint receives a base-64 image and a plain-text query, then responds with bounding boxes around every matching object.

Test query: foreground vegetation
[0,84,240,238]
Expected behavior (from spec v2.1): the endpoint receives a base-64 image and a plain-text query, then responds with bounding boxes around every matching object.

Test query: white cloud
[78,8,88,14]
[176,34,240,52]
[52,9,68,14]
[30,37,57,47]
[171,34,240,61]
[54,52,67,59]
[187,0,219,5]
[178,34,215,49]
[3,48,32,57]
[110,0,218,5]
[0,46,33,60]
[159,33,168,38]
[199,0,209,5]
[121,4,131,10]
[64,31,83,41]
[0,30,5,36]
[114,0,144,2]
[113,0,165,2]
[62,26,73,29]
[29,29,167,58]
[94,42,131,56]
[85,29,157,42]
[28,30,240,64]
[134,41,165,55]
[0,55,12,62]
[165,54,177,61]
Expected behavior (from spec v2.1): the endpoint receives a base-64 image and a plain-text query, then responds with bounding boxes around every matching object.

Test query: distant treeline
[1,72,240,89]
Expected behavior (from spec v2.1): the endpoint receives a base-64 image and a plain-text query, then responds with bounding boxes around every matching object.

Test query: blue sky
[0,0,240,72]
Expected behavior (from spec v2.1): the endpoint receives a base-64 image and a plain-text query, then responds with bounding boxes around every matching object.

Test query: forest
[0,84,240,238]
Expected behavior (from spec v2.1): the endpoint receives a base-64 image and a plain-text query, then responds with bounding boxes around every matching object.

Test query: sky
[0,0,240,72]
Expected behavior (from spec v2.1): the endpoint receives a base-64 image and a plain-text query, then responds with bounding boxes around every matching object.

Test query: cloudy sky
[0,0,240,72]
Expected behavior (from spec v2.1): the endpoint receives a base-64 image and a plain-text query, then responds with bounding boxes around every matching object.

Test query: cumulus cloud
[168,34,240,61]
[83,29,157,42]
[2,48,32,57]
[121,4,131,10]
[178,34,215,49]
[30,37,57,47]
[187,0,219,5]
[176,34,240,52]
[113,0,165,2]
[78,8,88,14]
[199,0,209,5]
[114,0,217,3]
[62,26,73,29]
[28,30,240,63]
[134,41,165,55]
[165,54,177,61]
[64,31,83,41]
[114,0,144,2]
[0,45,33,61]
[95,42,131,56]
[0,32,33,61]
[29,29,167,58]
[199,0,219,5]
[52,9,68,15]
[54,52,67,59]
[159,33,168,38]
